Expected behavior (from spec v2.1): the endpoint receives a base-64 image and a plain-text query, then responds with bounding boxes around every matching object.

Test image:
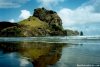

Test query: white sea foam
[0,36,100,44]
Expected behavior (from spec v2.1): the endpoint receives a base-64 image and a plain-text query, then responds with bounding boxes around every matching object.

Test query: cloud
[82,0,100,13]
[19,10,31,20]
[9,19,15,22]
[0,0,30,8]
[37,0,64,8]
[19,59,29,67]
[57,0,100,35]
[58,1,100,29]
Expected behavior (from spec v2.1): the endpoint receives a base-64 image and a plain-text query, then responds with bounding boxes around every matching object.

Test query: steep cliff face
[0,8,79,37]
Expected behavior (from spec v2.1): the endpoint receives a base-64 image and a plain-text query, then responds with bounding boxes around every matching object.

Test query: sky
[0,0,100,35]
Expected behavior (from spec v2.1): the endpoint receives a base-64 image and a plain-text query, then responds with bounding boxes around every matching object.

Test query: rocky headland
[0,8,79,37]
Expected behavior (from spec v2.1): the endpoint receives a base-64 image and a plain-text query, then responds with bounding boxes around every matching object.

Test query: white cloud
[9,19,15,22]
[0,0,30,8]
[58,1,100,29]
[37,0,64,8]
[19,59,29,67]
[19,10,31,20]
[82,0,100,13]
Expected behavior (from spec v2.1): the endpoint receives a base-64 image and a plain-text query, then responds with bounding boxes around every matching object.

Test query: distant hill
[0,8,79,37]
[0,21,18,31]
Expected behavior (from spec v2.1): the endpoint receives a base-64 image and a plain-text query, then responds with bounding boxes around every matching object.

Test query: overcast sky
[0,0,100,35]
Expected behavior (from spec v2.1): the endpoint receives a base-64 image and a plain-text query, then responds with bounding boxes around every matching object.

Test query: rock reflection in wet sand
[0,42,65,67]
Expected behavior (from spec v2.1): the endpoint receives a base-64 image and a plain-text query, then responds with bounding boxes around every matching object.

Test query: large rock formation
[0,8,79,37]
[33,7,64,36]
[33,7,63,30]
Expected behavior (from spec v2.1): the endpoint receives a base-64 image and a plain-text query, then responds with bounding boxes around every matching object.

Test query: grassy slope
[18,16,51,36]
[19,16,49,28]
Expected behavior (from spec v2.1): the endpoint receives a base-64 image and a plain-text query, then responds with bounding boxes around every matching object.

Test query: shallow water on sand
[0,36,100,67]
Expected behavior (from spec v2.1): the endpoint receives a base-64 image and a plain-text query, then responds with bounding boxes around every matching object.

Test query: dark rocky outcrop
[63,29,79,36]
[80,31,83,36]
